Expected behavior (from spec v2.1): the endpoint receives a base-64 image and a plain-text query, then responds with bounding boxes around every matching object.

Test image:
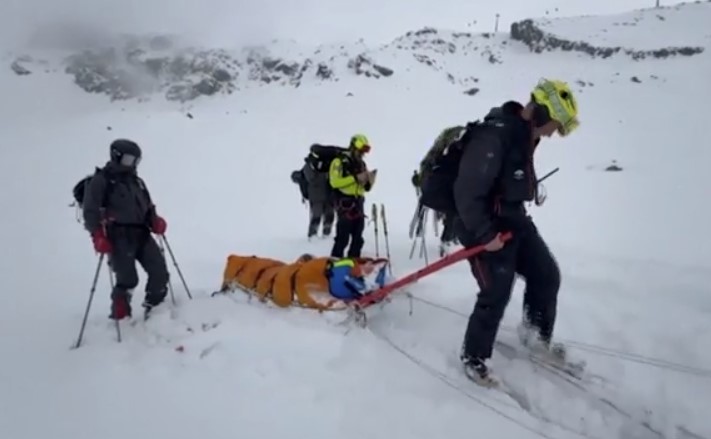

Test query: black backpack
[72,167,148,209]
[72,168,114,209]
[305,144,348,173]
[290,169,309,201]
[419,121,489,213]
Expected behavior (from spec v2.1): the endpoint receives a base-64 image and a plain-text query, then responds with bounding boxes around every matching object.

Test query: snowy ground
[1,2,710,439]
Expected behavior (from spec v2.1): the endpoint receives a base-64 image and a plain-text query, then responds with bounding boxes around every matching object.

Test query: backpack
[71,167,149,210]
[419,121,488,213]
[305,144,348,173]
[72,167,114,209]
[290,169,309,200]
[418,126,467,177]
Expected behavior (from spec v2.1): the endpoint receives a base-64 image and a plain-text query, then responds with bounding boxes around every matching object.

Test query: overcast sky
[0,0,680,49]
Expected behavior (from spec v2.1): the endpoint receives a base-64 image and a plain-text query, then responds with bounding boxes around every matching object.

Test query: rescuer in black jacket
[452,78,580,384]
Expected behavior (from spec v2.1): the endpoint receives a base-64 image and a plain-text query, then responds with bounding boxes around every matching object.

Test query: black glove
[411,170,420,188]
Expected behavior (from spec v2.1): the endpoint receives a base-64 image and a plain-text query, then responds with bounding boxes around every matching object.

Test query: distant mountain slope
[6,1,709,102]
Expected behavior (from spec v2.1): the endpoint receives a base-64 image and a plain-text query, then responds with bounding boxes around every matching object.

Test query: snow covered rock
[63,45,240,102]
[510,2,708,60]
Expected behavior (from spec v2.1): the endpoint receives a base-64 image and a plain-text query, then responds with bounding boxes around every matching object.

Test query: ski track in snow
[1,2,711,439]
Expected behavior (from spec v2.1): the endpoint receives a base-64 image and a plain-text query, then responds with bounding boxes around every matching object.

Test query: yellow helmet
[350,134,371,152]
[531,78,579,136]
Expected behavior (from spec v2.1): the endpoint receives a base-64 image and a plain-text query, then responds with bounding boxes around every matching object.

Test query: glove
[91,229,112,254]
[411,171,420,188]
[356,171,369,185]
[151,215,167,235]
[368,170,377,186]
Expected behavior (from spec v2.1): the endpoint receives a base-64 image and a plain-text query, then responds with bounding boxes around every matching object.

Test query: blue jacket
[328,259,387,300]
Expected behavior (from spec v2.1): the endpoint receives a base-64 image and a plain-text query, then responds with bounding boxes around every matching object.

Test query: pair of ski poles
[370,202,392,276]
[72,234,192,349]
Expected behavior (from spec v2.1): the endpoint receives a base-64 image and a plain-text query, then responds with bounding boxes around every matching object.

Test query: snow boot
[142,290,166,320]
[516,320,567,362]
[461,354,498,388]
[109,291,132,320]
[516,320,585,376]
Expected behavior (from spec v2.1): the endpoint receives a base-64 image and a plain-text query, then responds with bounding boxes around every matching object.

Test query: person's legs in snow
[331,197,364,258]
[331,213,352,258]
[308,201,325,239]
[515,221,561,351]
[461,241,518,379]
[106,227,140,319]
[346,215,365,258]
[322,201,335,237]
[136,231,170,312]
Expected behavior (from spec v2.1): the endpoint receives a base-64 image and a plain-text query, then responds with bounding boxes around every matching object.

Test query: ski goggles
[119,153,141,167]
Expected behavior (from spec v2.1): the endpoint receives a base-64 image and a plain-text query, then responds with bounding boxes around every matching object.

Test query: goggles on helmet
[120,153,141,167]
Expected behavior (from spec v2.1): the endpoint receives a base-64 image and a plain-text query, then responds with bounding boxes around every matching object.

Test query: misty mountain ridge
[6,0,709,103]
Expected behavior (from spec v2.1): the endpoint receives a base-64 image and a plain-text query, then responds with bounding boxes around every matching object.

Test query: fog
[0,0,675,50]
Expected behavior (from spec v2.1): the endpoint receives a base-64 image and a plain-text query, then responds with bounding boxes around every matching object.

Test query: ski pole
[73,254,104,349]
[419,210,429,265]
[409,205,427,259]
[159,235,193,300]
[538,167,560,184]
[106,259,121,343]
[158,239,177,305]
[371,203,380,257]
[380,203,392,276]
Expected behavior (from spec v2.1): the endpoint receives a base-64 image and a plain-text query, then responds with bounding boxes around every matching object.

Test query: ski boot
[109,290,132,320]
[142,290,166,320]
[461,353,498,388]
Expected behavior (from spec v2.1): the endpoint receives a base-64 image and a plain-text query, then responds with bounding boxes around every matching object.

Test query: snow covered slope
[1,2,710,439]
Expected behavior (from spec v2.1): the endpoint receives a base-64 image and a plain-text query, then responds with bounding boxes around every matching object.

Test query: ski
[532,351,587,379]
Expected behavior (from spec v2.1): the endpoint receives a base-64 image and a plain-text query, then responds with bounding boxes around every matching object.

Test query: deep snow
[1,2,710,439]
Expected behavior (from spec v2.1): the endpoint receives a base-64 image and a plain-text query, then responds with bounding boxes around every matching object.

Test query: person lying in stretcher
[216,253,390,311]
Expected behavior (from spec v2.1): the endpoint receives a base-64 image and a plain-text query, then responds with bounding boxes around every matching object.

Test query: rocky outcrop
[11,58,32,75]
[63,47,240,102]
[347,54,394,78]
[510,19,704,60]
[45,35,397,101]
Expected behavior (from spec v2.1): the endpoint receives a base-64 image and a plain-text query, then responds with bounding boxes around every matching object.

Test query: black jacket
[453,102,538,247]
[83,161,156,234]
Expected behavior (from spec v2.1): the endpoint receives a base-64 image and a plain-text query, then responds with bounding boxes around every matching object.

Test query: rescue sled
[213,253,391,312]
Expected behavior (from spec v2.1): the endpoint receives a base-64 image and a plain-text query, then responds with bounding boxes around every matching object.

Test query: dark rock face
[510,19,704,60]
[63,46,240,102]
[11,58,32,75]
[46,35,397,101]
[347,54,394,78]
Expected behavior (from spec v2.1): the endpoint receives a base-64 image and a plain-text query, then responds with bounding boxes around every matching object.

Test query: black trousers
[330,196,365,258]
[462,221,561,360]
[107,225,170,306]
[308,200,335,237]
